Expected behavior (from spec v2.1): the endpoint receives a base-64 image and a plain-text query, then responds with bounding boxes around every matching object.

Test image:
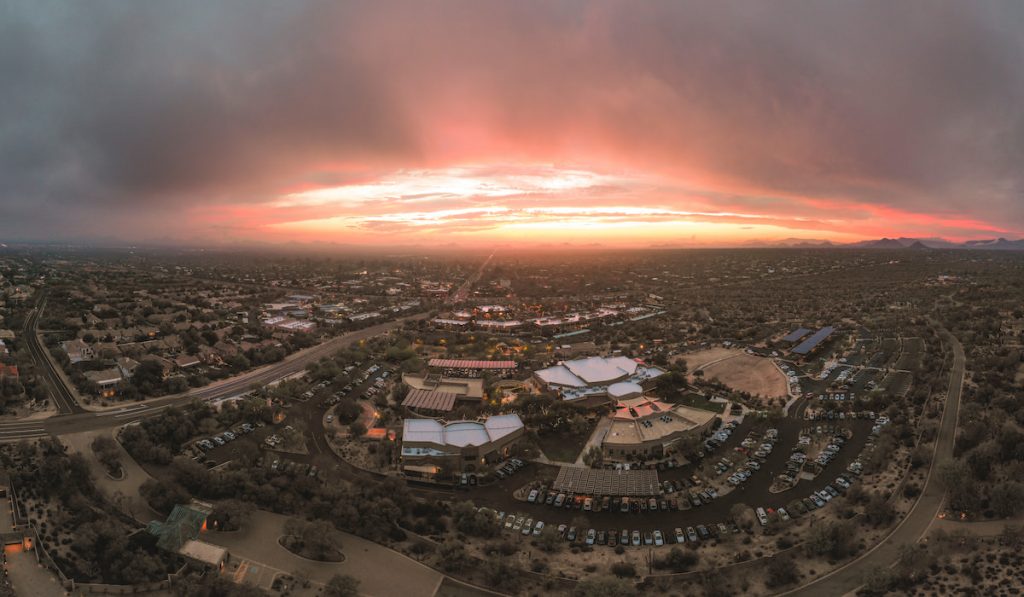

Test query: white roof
[443,422,491,447]
[402,414,524,448]
[535,365,587,388]
[403,418,445,444]
[564,356,639,384]
[484,414,527,442]
[178,539,227,565]
[608,381,643,399]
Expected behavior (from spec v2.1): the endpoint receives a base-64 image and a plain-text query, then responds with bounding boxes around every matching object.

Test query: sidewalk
[574,416,612,466]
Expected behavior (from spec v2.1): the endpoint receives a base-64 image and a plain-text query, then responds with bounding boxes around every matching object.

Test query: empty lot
[680,348,789,400]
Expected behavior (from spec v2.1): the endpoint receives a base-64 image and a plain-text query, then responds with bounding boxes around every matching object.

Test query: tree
[349,421,367,437]
[451,501,497,538]
[610,561,636,578]
[324,574,360,597]
[938,459,976,512]
[653,547,699,572]
[990,482,1024,518]
[209,499,254,531]
[573,576,637,597]
[766,554,799,587]
[91,435,122,474]
[730,503,752,529]
[582,445,604,468]
[284,518,343,560]
[864,492,896,526]
[140,479,190,514]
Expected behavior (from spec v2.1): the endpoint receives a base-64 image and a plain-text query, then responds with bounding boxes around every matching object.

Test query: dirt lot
[681,348,789,401]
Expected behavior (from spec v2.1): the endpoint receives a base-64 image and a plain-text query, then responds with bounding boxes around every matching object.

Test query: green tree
[573,576,637,597]
[324,574,360,597]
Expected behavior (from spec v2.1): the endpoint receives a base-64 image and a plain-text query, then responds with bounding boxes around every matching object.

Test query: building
[792,326,835,356]
[533,355,665,406]
[427,358,517,378]
[61,339,95,364]
[401,373,484,414]
[601,397,717,462]
[400,414,525,479]
[147,502,228,570]
[84,368,122,397]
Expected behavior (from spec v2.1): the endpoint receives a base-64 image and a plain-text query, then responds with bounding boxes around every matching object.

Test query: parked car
[674,528,685,544]
[653,530,664,546]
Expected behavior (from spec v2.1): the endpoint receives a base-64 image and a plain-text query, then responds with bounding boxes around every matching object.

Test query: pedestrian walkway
[4,545,65,597]
[574,416,612,466]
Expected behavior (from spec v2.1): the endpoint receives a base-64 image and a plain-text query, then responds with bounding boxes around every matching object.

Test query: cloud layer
[2,1,1023,245]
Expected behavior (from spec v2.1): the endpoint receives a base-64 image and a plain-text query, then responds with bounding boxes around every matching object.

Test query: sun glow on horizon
[209,161,1021,248]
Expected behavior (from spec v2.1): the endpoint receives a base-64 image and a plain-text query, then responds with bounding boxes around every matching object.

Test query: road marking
[113,405,168,419]
[96,405,149,417]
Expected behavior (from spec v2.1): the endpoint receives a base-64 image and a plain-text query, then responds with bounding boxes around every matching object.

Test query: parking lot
[466,414,874,541]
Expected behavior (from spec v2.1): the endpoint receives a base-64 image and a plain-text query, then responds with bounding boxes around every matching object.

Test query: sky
[2,1,1024,248]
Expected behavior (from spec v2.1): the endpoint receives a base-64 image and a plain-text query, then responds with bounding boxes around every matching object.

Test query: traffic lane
[466,423,872,533]
[37,314,425,435]
[781,328,963,596]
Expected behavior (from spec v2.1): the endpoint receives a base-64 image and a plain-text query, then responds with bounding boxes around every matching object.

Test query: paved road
[22,294,84,415]
[206,510,443,597]
[780,325,964,596]
[446,250,494,304]
[0,312,426,442]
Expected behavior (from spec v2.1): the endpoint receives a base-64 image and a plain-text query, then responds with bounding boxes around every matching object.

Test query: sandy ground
[675,347,737,370]
[681,349,788,400]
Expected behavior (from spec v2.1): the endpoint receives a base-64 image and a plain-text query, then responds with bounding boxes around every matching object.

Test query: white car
[653,530,664,546]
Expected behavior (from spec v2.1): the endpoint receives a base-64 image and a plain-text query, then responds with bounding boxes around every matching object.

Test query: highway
[780,325,964,596]
[0,311,427,442]
[446,250,494,304]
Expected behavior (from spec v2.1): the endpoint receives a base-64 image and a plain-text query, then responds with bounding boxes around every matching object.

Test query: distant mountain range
[752,236,1024,251]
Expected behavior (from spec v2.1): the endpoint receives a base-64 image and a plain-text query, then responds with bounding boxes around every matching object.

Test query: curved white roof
[564,356,638,384]
[402,414,524,448]
[607,381,643,399]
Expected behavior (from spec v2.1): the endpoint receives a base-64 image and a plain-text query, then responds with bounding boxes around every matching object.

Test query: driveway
[780,325,965,596]
[205,510,443,597]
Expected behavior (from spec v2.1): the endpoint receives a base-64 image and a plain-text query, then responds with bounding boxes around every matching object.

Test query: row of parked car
[195,422,260,451]
[702,420,739,454]
[803,409,879,421]
[527,486,720,512]
[495,506,739,548]
[268,458,320,478]
[786,468,861,517]
[493,458,526,480]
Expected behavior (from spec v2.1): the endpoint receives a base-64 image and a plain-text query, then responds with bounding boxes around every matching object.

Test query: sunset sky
[2,1,1024,248]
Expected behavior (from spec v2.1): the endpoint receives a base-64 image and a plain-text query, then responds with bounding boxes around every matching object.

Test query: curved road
[780,325,964,596]
[0,312,427,441]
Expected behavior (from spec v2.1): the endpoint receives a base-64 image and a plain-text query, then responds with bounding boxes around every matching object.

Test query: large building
[533,355,665,406]
[400,414,525,479]
[601,397,717,462]
[400,373,485,414]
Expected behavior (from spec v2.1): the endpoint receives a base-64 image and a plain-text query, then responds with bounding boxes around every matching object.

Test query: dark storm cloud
[1,0,1023,241]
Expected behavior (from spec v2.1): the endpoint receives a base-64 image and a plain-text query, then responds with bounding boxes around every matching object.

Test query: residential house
[62,339,96,364]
